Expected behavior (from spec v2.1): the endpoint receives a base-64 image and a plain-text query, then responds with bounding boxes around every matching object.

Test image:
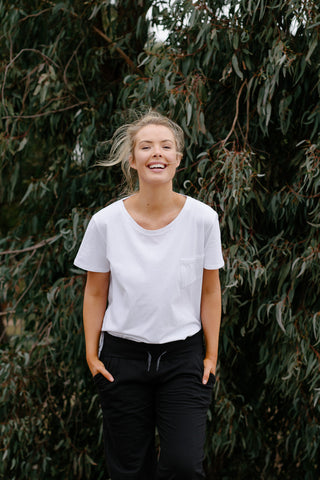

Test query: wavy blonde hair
[98,110,184,193]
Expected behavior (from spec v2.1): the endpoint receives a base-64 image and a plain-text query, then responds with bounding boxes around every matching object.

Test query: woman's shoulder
[92,198,123,224]
[186,196,218,220]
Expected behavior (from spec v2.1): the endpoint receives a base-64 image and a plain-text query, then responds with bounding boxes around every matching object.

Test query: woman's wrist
[86,351,99,366]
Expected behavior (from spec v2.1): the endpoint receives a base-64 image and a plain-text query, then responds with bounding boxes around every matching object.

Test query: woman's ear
[129,154,136,169]
[176,153,183,167]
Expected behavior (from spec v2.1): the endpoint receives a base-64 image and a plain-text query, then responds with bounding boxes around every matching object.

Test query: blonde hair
[98,110,184,193]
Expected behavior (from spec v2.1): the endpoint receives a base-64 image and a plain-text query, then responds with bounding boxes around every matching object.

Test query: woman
[74,111,224,480]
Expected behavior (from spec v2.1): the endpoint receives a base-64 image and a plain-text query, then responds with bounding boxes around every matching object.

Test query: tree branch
[0,234,62,256]
[0,252,44,317]
[92,25,143,76]
[1,101,87,120]
[68,8,143,76]
[222,79,247,145]
[1,48,60,116]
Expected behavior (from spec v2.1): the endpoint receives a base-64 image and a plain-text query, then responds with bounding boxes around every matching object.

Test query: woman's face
[129,124,181,187]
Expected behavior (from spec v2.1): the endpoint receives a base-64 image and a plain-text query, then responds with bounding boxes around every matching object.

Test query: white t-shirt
[74,196,224,344]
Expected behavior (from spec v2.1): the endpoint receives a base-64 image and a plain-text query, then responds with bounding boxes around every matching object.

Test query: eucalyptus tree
[1,1,319,479]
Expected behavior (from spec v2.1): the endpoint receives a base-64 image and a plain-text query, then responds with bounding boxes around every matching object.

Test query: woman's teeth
[148,164,166,169]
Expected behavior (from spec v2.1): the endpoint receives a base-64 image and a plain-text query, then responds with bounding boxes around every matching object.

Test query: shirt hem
[101,326,202,344]
[73,261,110,273]
[203,262,224,270]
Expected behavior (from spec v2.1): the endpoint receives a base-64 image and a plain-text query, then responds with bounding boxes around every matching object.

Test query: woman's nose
[152,149,162,157]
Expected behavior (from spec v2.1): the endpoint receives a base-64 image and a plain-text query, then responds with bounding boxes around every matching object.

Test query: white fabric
[74,196,224,344]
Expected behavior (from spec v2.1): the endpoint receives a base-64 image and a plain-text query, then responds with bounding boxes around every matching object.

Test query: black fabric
[94,330,215,480]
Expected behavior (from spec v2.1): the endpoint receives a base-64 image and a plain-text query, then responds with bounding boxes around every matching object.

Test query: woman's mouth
[147,163,167,170]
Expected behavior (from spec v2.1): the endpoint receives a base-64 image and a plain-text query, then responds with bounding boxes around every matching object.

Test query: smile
[147,163,167,169]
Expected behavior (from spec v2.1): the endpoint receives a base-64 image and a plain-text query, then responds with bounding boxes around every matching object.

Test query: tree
[0,1,152,478]
[1,1,320,479]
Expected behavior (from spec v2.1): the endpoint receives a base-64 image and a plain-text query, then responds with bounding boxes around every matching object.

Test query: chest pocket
[180,255,204,288]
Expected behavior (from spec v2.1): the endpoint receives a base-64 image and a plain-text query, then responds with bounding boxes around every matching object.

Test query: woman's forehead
[134,124,176,143]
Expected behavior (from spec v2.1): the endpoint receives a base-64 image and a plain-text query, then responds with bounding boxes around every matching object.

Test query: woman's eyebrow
[138,139,174,144]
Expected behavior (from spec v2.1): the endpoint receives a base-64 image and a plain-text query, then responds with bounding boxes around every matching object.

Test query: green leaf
[305,34,318,63]
[17,137,28,152]
[186,102,192,126]
[232,54,243,80]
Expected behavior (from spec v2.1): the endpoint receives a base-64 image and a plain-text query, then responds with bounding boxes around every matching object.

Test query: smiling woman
[128,124,181,192]
[98,111,184,193]
[74,111,224,480]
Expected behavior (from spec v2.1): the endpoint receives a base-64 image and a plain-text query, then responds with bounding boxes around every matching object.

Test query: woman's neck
[134,184,178,211]
[124,184,186,230]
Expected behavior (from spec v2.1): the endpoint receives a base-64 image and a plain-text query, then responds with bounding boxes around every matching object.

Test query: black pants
[94,330,215,480]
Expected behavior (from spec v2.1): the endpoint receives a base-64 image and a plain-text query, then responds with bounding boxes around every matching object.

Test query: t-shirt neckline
[120,195,189,235]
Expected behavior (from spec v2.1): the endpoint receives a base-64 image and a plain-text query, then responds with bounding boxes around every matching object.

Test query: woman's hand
[202,357,216,385]
[83,272,112,381]
[87,355,114,382]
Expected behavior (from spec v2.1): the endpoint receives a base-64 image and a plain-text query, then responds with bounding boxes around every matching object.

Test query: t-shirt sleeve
[204,210,224,270]
[73,216,110,272]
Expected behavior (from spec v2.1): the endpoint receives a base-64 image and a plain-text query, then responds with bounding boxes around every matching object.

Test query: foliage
[1,0,319,479]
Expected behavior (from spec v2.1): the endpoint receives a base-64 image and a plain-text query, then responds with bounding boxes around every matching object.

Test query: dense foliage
[1,0,319,479]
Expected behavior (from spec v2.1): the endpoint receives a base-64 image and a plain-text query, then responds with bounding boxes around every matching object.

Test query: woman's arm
[200,268,222,384]
[83,271,114,381]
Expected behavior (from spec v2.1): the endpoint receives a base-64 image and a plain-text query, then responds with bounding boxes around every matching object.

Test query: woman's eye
[163,146,171,149]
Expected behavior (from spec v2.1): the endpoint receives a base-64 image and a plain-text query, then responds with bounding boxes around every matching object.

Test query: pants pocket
[93,356,119,391]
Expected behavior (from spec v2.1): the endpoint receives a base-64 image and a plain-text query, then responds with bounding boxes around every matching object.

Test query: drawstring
[147,352,152,372]
[156,351,167,372]
[146,351,167,372]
